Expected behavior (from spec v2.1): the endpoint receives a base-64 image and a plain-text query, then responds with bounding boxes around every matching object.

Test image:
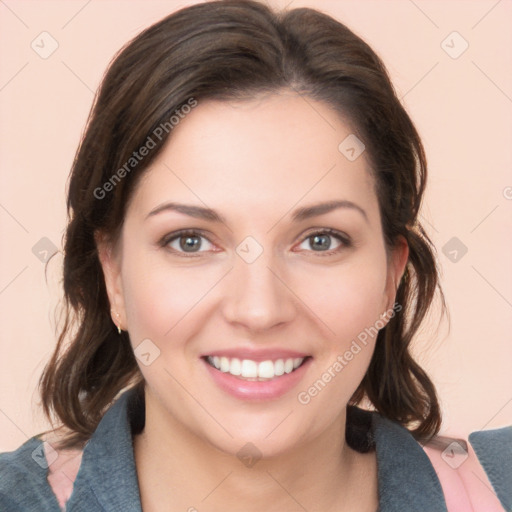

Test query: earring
[111,309,123,334]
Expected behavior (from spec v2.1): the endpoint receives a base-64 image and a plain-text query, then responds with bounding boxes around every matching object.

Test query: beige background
[1,0,511,452]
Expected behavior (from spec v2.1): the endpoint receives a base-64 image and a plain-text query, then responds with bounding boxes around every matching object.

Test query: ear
[95,230,127,331]
[381,235,409,320]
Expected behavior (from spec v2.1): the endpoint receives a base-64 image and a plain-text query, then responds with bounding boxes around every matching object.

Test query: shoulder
[0,391,136,512]
[0,435,44,490]
[421,428,511,512]
[468,424,512,464]
[468,426,512,511]
[0,429,85,512]
[0,434,60,511]
[365,409,510,510]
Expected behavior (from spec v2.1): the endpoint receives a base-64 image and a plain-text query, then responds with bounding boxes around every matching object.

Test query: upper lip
[202,348,311,362]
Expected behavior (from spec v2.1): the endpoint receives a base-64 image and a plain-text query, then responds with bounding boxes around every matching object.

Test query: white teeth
[220,356,230,373]
[241,359,258,378]
[206,356,306,380]
[284,359,294,374]
[230,358,241,376]
[274,359,285,376]
[258,360,275,379]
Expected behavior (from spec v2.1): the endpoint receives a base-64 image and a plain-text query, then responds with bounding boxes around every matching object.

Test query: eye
[296,229,352,255]
[159,228,352,257]
[160,230,216,255]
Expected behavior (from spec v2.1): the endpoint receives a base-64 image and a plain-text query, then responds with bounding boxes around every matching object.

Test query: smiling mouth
[203,355,312,381]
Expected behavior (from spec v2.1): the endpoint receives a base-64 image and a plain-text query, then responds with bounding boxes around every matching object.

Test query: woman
[0,1,510,511]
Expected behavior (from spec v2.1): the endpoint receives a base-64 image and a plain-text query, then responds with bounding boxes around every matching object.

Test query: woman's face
[99,91,408,457]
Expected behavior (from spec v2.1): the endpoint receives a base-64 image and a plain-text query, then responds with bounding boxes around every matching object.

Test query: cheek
[299,252,388,337]
[120,249,223,346]
[293,254,388,414]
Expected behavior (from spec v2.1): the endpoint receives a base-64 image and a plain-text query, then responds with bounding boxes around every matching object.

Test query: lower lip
[202,357,313,401]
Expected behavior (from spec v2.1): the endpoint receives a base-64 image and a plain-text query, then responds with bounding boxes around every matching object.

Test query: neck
[133,390,377,512]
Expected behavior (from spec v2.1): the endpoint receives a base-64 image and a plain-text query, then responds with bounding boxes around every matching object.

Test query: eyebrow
[146,199,368,224]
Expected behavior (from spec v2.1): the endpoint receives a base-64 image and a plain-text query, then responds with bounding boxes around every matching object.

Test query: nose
[222,246,296,333]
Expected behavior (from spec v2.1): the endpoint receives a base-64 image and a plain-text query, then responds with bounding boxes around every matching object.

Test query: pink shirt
[423,438,504,511]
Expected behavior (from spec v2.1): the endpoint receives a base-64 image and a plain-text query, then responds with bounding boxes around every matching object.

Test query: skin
[97,91,408,512]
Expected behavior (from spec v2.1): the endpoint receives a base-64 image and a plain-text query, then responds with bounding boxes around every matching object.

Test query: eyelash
[158,228,352,258]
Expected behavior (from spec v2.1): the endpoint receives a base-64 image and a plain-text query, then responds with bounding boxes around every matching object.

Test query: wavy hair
[38,0,447,450]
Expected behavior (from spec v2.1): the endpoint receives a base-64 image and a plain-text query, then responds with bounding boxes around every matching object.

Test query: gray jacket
[1,387,510,511]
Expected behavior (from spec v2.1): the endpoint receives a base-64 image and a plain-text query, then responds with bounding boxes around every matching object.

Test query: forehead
[128,92,378,223]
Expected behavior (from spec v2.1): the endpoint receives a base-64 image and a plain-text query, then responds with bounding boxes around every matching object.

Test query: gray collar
[66,387,448,511]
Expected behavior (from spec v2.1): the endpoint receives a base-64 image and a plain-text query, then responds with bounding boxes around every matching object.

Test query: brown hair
[39,0,447,450]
